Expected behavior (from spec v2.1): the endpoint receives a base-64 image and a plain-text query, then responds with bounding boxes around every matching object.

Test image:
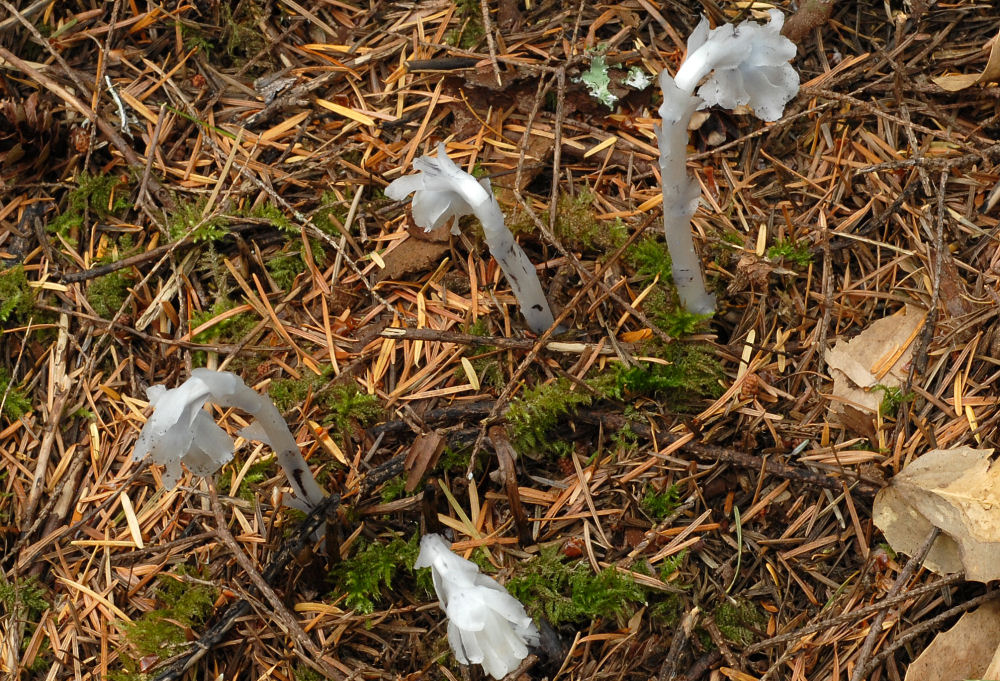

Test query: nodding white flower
[675,10,799,122]
[133,369,325,509]
[657,11,798,315]
[386,144,556,334]
[415,534,540,679]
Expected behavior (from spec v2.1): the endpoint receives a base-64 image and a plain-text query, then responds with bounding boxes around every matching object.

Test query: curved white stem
[656,73,716,315]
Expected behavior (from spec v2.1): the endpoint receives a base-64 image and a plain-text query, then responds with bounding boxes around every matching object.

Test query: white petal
[698,68,746,111]
[686,16,710,53]
[184,411,235,476]
[385,173,425,201]
[448,620,469,664]
[411,189,460,231]
[446,588,488,631]
[459,625,485,664]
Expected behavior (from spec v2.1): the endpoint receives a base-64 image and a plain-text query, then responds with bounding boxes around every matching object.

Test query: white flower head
[674,10,798,122]
[132,369,248,488]
[385,143,492,234]
[132,369,327,508]
[415,534,540,679]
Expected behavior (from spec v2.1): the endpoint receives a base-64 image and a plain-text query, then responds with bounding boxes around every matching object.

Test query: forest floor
[1,1,999,680]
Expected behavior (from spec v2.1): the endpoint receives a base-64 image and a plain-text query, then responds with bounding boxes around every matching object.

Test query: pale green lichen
[578,55,617,108]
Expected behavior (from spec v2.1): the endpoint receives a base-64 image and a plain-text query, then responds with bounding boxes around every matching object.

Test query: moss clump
[87,271,130,318]
[49,171,130,242]
[641,484,681,521]
[269,373,382,448]
[506,378,597,457]
[715,599,767,646]
[506,545,647,627]
[222,3,265,62]
[611,343,723,407]
[123,569,217,659]
[874,384,912,418]
[626,236,673,282]
[0,368,31,420]
[168,199,227,242]
[0,576,50,672]
[312,190,348,235]
[379,475,408,503]
[325,383,382,438]
[458,319,504,389]
[189,298,257,367]
[226,457,277,501]
[266,249,308,290]
[554,191,626,251]
[329,534,422,613]
[0,265,34,323]
[445,0,484,48]
[239,201,295,232]
[190,299,257,344]
[766,238,813,267]
[0,575,48,615]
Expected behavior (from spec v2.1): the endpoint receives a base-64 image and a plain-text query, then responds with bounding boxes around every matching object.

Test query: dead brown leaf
[933,28,1000,91]
[873,446,1000,581]
[825,305,925,415]
[905,600,1000,681]
[404,432,446,492]
[374,237,449,283]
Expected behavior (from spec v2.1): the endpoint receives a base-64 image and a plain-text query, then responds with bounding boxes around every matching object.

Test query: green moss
[329,534,422,613]
[324,383,382,439]
[0,576,51,673]
[313,190,349,236]
[226,458,277,501]
[0,265,34,323]
[49,171,130,242]
[641,484,681,521]
[715,599,767,646]
[0,368,31,420]
[554,191,626,251]
[874,385,912,418]
[612,343,723,407]
[269,373,381,448]
[87,271,130,318]
[379,475,408,503]
[190,299,256,344]
[506,545,647,627]
[438,445,472,473]
[293,666,324,681]
[123,568,217,659]
[627,236,673,282]
[506,378,596,457]
[0,575,48,616]
[222,3,265,61]
[445,0,484,49]
[267,249,307,290]
[659,550,686,581]
[766,239,813,267]
[168,198,227,242]
[240,201,295,232]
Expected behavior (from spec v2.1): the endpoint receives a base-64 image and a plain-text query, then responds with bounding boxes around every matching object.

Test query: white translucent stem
[199,370,326,510]
[475,199,556,334]
[657,74,716,316]
[247,399,327,509]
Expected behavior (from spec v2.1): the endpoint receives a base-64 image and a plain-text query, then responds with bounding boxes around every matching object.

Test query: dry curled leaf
[933,28,1000,91]
[825,305,924,415]
[873,446,1000,581]
[404,431,446,493]
[905,600,1000,681]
